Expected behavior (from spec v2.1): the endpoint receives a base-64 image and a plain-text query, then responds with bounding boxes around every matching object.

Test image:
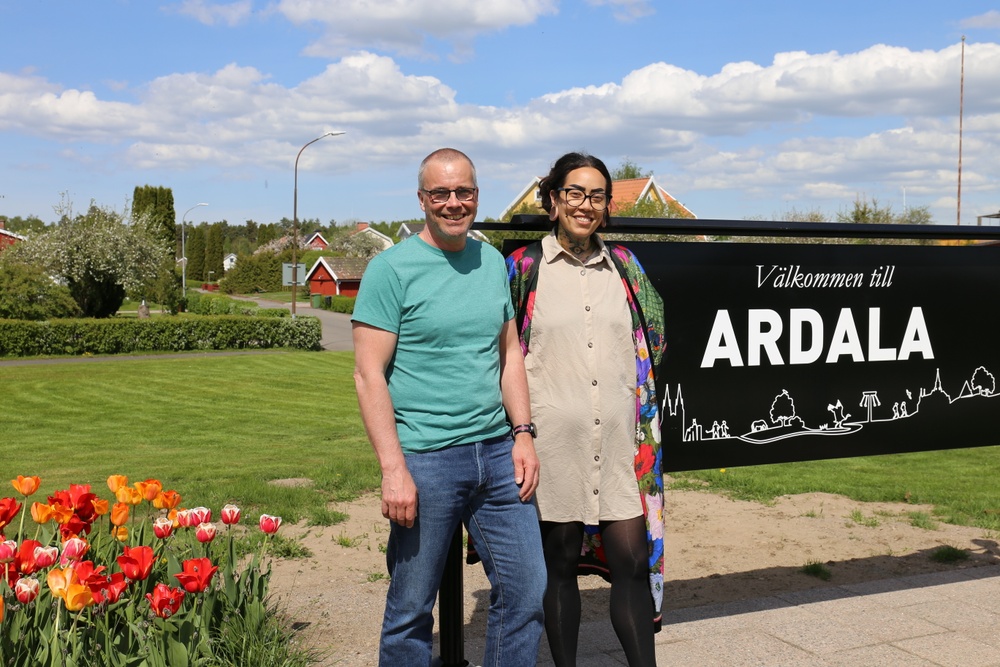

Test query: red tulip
[153,517,174,539]
[60,537,89,565]
[32,545,58,569]
[220,504,241,525]
[14,576,39,604]
[188,507,211,525]
[259,514,282,535]
[175,509,194,528]
[0,497,22,535]
[195,522,216,544]
[146,583,185,618]
[174,557,219,594]
[104,572,129,604]
[0,540,16,564]
[16,539,42,575]
[117,545,155,581]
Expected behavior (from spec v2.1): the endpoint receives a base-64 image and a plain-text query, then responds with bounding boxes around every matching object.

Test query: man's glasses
[556,188,608,211]
[421,187,478,204]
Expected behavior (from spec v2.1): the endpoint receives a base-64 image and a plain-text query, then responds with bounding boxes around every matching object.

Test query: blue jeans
[379,435,546,667]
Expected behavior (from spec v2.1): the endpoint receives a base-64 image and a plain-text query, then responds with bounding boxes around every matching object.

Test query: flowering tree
[7,200,169,318]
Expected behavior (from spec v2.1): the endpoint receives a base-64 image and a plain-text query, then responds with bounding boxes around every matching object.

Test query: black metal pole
[436,526,468,667]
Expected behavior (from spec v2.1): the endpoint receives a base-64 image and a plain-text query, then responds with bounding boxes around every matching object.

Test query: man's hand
[380,463,418,528]
[511,434,540,501]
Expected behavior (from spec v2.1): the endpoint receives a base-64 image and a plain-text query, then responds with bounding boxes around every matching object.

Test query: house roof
[352,226,394,247]
[609,176,695,217]
[498,174,696,219]
[0,227,27,241]
[305,232,329,246]
[305,256,371,282]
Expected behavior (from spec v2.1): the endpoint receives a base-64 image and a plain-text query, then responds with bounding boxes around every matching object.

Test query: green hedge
[0,316,322,357]
[185,291,290,317]
[319,296,356,314]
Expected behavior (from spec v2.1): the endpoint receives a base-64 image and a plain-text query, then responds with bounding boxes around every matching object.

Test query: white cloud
[3,39,999,224]
[172,0,253,26]
[276,0,558,58]
[960,10,1000,30]
[585,0,654,22]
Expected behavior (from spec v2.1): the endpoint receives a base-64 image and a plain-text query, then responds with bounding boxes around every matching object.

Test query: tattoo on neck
[559,229,592,258]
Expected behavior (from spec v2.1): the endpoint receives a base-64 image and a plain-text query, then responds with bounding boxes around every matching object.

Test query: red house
[0,220,26,252]
[305,257,370,297]
[305,232,329,250]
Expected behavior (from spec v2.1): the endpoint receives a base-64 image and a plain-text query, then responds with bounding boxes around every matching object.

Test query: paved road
[243,297,353,352]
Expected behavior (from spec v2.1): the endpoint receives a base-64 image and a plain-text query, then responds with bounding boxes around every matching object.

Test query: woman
[506,152,665,666]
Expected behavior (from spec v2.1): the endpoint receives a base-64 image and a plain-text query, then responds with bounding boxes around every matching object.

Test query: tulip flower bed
[0,474,307,667]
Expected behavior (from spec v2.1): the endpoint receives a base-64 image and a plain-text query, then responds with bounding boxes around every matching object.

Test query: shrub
[0,316,321,357]
[320,296,356,314]
[0,262,82,321]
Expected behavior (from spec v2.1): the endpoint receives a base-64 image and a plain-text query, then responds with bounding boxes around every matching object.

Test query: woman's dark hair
[538,152,613,224]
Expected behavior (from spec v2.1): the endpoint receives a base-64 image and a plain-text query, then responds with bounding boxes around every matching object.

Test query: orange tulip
[106,475,128,494]
[47,567,76,599]
[11,475,41,497]
[116,486,142,506]
[49,503,74,525]
[63,581,96,611]
[153,490,181,511]
[110,502,130,527]
[31,502,53,524]
[111,526,129,542]
[135,479,162,502]
[91,497,109,516]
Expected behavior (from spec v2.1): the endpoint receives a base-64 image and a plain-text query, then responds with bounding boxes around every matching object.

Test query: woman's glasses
[556,188,608,211]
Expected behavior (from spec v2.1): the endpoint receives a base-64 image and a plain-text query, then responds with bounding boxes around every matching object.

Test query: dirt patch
[269,486,1000,666]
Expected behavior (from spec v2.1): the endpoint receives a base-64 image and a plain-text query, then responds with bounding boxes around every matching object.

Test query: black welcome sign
[626,241,1000,471]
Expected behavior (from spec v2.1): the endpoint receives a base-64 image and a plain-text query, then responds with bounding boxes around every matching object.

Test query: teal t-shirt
[352,236,515,453]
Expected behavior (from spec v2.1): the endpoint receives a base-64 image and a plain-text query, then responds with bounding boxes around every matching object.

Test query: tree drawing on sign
[860,391,880,422]
[770,389,797,427]
[971,366,995,396]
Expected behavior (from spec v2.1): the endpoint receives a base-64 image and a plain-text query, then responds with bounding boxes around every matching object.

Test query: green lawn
[4,349,1000,533]
[0,351,379,525]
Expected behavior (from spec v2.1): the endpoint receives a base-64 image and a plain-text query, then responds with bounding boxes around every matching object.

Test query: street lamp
[181,203,209,296]
[292,131,346,316]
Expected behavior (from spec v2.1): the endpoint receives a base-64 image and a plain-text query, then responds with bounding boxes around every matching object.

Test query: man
[352,148,546,666]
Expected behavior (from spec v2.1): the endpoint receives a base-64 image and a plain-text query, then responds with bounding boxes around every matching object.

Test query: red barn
[305,257,370,297]
[0,220,26,252]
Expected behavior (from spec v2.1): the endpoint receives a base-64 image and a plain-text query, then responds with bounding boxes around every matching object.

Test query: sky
[2,1,999,229]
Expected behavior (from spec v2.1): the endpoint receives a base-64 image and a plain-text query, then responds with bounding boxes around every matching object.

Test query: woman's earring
[548,207,559,222]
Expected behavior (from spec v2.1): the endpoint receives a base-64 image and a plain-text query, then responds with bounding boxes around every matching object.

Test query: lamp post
[292,131,345,316]
[181,203,208,296]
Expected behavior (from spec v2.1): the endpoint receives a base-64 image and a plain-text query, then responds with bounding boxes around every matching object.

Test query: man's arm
[352,322,417,527]
[498,318,539,501]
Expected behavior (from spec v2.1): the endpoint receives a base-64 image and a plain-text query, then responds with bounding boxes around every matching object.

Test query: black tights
[540,517,656,666]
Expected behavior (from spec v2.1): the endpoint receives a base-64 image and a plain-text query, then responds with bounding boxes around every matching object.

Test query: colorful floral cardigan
[507,239,666,623]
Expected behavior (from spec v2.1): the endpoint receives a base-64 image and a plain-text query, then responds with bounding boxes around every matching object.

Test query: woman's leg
[600,515,657,666]
[539,520,585,666]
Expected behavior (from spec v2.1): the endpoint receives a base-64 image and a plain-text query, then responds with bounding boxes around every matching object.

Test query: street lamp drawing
[181,203,208,295]
[292,131,345,316]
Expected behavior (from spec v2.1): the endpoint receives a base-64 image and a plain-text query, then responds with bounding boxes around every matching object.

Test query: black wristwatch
[512,423,537,438]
